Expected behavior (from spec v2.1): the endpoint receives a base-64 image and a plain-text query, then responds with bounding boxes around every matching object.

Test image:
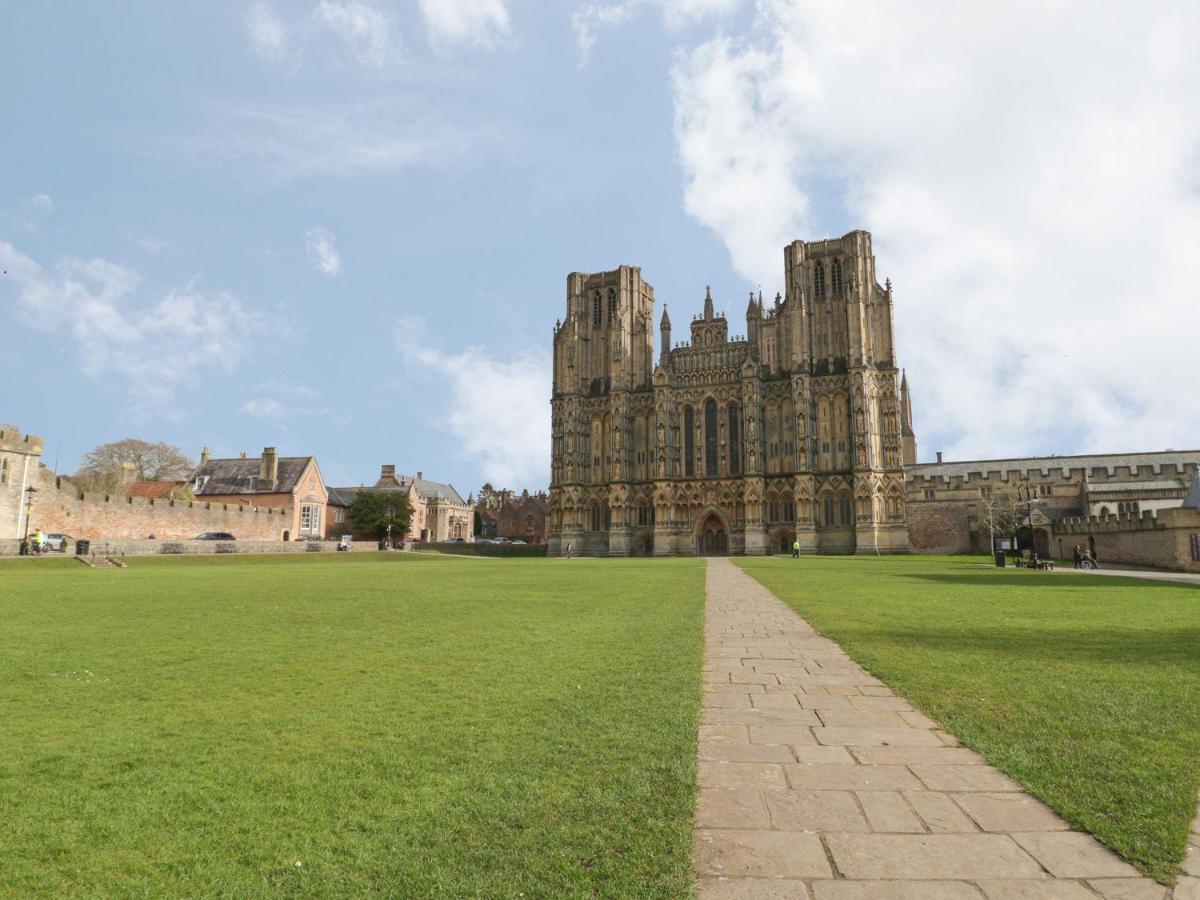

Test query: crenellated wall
[1053,507,1200,573]
[24,468,289,541]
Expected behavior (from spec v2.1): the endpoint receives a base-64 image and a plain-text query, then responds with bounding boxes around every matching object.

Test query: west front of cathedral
[548,230,917,557]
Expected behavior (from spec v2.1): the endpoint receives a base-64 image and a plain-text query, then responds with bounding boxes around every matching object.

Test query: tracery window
[841,497,852,525]
[607,288,617,320]
[728,404,741,475]
[684,407,695,477]
[704,399,718,477]
[831,258,843,294]
[593,292,602,326]
[814,260,826,297]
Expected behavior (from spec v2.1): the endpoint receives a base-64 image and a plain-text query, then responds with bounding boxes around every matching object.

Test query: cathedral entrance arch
[694,506,730,556]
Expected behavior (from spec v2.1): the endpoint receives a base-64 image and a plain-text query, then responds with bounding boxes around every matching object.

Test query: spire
[659,304,671,329]
[704,284,714,320]
[900,370,914,434]
[659,304,672,360]
[745,291,759,318]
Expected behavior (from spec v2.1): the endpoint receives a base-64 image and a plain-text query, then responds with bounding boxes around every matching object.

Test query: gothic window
[768,498,779,522]
[823,498,834,525]
[704,399,718,477]
[831,258,843,294]
[0,457,7,485]
[593,292,602,326]
[784,500,795,522]
[607,288,617,320]
[814,260,826,297]
[841,497,852,525]
[728,404,741,475]
[684,407,695,477]
[590,505,602,531]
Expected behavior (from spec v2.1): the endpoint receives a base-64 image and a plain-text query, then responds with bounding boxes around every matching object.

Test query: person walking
[566,541,574,560]
[1072,544,1083,569]
[792,539,800,559]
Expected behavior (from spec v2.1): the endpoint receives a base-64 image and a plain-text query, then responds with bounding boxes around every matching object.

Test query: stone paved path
[696,557,1194,899]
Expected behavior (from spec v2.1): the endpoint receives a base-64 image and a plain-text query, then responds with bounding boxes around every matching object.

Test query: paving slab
[810,883,982,899]
[695,558,1152,897]
[694,829,832,878]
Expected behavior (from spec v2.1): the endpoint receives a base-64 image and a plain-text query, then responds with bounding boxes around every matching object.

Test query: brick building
[191,447,328,541]
[476,489,549,543]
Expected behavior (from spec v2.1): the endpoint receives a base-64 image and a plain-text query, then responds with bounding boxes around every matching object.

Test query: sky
[3,1,1199,496]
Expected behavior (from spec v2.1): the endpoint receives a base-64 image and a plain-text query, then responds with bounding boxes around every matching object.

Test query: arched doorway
[697,512,729,556]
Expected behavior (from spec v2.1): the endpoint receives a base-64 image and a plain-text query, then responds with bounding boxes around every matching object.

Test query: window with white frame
[301,504,320,533]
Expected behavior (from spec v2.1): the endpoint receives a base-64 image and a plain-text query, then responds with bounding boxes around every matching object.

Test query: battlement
[906,451,1199,486]
[0,423,45,457]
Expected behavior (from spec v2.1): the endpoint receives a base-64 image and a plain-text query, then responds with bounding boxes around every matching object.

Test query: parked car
[42,533,71,551]
[511,540,527,545]
[194,532,236,541]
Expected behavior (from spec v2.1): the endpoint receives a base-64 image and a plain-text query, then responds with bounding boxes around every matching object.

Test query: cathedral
[547,230,916,556]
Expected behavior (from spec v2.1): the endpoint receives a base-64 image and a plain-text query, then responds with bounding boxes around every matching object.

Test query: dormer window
[194,475,209,492]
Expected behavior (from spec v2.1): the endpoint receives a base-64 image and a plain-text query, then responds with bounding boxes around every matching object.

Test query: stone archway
[695,508,730,557]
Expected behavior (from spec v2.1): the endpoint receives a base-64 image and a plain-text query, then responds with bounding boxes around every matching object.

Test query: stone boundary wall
[25,472,289,542]
[906,500,971,554]
[1054,507,1200,573]
[0,538,382,558]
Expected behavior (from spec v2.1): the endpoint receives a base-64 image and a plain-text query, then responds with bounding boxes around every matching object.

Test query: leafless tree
[977,487,1019,553]
[73,439,195,494]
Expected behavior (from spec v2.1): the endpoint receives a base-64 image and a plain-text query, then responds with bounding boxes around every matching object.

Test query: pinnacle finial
[705,284,712,299]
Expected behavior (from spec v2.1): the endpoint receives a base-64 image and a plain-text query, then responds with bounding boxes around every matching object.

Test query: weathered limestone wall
[0,424,46,540]
[905,501,971,554]
[0,538,379,558]
[1054,508,1200,573]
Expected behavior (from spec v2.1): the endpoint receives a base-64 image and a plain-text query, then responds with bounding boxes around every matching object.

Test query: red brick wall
[27,471,288,541]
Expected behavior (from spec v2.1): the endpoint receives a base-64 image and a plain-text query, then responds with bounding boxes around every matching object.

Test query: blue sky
[4,1,1199,494]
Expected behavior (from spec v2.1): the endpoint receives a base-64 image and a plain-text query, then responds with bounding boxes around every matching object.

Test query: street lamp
[23,485,38,541]
[1015,482,1042,562]
[386,505,394,550]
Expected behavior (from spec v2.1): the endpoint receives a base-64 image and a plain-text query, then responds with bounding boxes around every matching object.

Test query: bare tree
[977,487,1019,554]
[73,439,195,494]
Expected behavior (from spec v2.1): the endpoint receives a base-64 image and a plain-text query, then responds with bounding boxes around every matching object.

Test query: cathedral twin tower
[548,230,916,557]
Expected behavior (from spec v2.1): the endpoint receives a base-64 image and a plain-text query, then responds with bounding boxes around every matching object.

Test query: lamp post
[1015,482,1042,561]
[386,505,394,550]
[23,485,38,541]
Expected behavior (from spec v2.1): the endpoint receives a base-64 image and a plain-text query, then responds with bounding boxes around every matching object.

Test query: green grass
[0,553,705,897]
[736,555,1200,884]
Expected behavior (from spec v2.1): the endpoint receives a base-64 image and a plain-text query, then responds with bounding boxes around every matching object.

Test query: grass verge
[736,555,1200,884]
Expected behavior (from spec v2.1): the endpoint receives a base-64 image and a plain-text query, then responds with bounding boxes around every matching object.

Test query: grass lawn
[737,555,1200,884]
[0,553,705,897]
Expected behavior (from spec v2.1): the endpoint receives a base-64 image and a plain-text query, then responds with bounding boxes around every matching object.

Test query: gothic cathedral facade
[547,231,917,556]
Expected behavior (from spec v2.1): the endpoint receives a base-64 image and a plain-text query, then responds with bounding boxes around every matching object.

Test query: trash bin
[76,539,91,556]
[378,539,388,551]
[994,550,1005,568]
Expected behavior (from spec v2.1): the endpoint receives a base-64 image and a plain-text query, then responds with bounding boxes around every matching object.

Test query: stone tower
[548,231,913,556]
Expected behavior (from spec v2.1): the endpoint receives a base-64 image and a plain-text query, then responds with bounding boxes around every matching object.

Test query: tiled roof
[126,481,189,499]
[193,457,313,495]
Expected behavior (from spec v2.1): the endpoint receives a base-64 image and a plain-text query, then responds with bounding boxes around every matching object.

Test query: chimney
[936,451,943,464]
[260,446,278,491]
[240,451,246,459]
[381,464,395,479]
[417,471,423,481]
[120,461,138,485]
[200,447,211,466]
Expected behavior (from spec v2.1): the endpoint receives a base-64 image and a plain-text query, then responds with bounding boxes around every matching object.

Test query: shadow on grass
[887,571,1198,591]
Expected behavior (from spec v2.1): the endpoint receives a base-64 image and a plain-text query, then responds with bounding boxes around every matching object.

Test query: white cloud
[166,100,485,182]
[245,2,289,62]
[305,226,341,276]
[244,1,395,69]
[419,0,511,51]
[671,0,1200,459]
[312,1,395,66]
[27,193,54,213]
[242,397,285,419]
[0,240,263,411]
[573,0,739,64]
[395,314,549,488]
